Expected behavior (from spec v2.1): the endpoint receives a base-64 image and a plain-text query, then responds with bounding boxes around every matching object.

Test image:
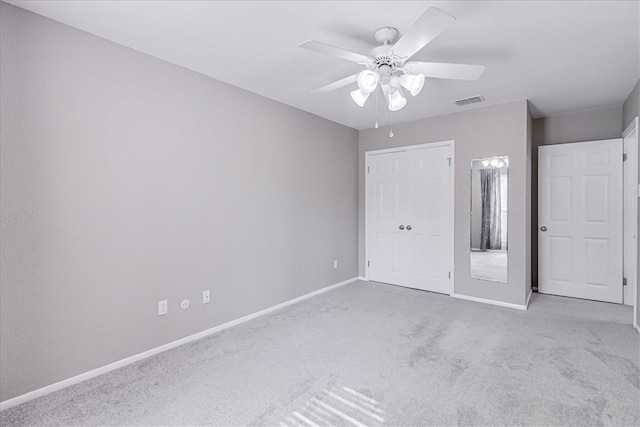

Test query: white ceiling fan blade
[392,8,455,60]
[404,61,486,81]
[311,74,359,94]
[299,40,372,64]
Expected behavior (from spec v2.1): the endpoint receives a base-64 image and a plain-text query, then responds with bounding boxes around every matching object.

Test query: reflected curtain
[480,168,501,250]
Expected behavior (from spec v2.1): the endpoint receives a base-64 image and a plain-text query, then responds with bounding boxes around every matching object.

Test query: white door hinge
[623,153,627,161]
[368,260,370,267]
[623,277,627,286]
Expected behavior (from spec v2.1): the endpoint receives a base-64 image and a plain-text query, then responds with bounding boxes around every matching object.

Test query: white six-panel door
[404,146,452,293]
[366,151,406,286]
[366,143,452,294]
[538,139,623,303]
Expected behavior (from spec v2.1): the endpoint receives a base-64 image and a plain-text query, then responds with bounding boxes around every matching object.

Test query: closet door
[404,146,452,293]
[366,144,452,294]
[366,151,407,286]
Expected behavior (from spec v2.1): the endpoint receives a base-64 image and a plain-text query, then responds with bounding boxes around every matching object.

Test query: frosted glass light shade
[350,89,370,107]
[357,70,379,93]
[388,88,407,111]
[400,73,425,96]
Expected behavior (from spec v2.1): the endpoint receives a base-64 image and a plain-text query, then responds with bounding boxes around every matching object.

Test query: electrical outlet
[333,259,338,269]
[158,300,168,316]
[203,290,211,304]
[181,299,190,309]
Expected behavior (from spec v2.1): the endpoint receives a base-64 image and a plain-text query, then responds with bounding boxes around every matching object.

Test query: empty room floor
[1,281,639,426]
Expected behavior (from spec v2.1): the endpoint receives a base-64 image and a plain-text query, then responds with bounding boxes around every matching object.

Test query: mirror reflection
[470,156,508,283]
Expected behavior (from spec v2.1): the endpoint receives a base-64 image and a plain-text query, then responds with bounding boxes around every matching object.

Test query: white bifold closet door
[366,145,452,294]
[538,139,623,303]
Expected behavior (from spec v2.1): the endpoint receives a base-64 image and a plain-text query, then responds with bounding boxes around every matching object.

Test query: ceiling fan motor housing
[377,64,393,84]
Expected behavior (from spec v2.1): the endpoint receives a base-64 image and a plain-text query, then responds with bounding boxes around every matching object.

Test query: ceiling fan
[299,7,485,112]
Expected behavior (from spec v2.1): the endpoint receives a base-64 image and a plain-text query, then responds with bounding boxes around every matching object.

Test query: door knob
[406,225,412,230]
[540,226,548,232]
[399,225,404,230]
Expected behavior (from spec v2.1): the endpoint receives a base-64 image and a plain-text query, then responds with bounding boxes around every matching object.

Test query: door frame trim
[623,117,639,330]
[364,140,455,294]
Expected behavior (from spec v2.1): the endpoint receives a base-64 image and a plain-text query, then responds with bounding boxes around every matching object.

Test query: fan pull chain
[389,109,394,138]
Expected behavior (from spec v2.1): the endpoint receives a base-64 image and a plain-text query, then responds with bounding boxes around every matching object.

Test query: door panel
[404,146,451,293]
[538,139,623,303]
[549,176,571,221]
[549,236,571,282]
[366,151,406,286]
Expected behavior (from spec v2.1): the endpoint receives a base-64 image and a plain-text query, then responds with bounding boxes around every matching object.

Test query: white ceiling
[7,1,640,130]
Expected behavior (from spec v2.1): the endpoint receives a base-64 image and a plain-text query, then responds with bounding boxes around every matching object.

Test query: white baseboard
[357,276,368,281]
[635,322,640,335]
[525,290,533,309]
[450,293,529,311]
[0,276,358,412]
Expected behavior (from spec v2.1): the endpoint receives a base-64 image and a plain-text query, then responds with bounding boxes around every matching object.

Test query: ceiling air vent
[454,95,485,106]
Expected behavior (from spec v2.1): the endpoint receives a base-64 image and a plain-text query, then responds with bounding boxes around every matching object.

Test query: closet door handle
[540,226,547,232]
[406,225,412,231]
[399,225,405,230]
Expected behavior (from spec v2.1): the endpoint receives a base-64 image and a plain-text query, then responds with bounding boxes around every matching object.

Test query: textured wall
[359,101,530,306]
[0,3,358,401]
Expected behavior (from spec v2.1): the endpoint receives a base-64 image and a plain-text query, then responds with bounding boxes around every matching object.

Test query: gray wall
[532,107,623,147]
[530,106,623,287]
[0,3,358,401]
[623,80,639,131]
[359,101,530,306]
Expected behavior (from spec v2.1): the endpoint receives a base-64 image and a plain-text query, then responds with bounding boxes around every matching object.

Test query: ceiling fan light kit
[399,73,425,96]
[350,88,370,107]
[299,7,486,131]
[357,70,379,93]
[387,86,407,111]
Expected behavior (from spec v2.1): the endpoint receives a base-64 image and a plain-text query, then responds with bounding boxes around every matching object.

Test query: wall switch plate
[180,299,190,309]
[158,300,168,316]
[203,290,211,304]
[333,259,338,269]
